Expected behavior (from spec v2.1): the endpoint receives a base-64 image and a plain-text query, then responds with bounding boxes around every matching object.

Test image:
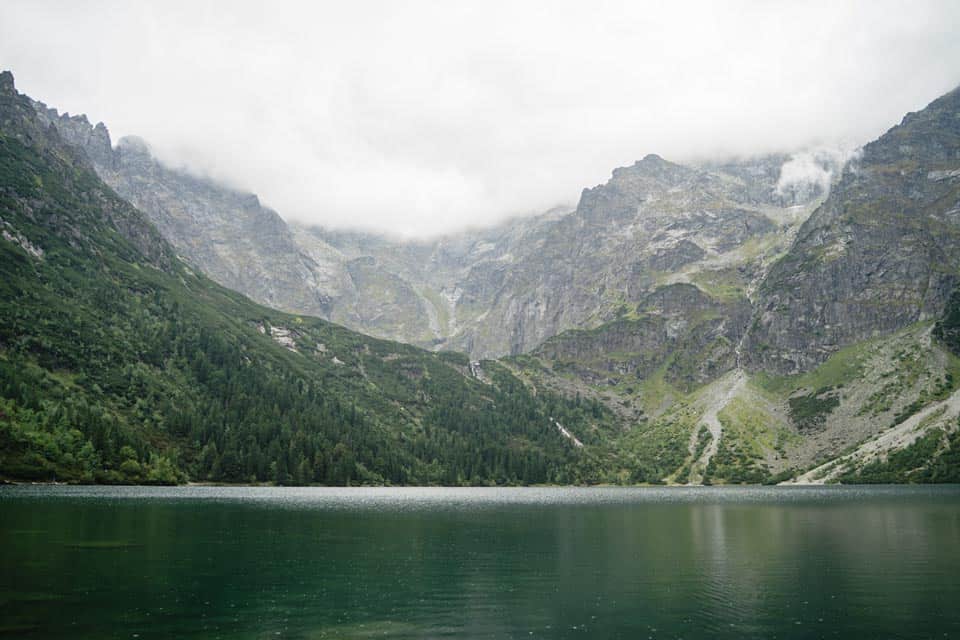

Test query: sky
[2,1,960,237]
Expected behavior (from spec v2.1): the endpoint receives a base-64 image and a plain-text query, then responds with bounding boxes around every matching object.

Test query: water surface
[1,485,958,639]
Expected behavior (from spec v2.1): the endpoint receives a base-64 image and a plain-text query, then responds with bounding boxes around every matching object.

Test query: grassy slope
[511,316,960,484]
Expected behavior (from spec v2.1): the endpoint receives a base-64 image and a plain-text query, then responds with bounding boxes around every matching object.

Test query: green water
[1,486,958,639]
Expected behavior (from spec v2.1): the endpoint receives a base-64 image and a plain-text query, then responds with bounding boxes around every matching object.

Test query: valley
[3,70,960,485]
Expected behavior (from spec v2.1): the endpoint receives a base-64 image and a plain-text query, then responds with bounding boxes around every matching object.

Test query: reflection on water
[1,486,958,639]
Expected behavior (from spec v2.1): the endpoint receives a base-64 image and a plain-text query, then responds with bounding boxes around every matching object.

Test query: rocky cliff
[505,83,960,484]
[298,152,828,357]
[747,86,960,373]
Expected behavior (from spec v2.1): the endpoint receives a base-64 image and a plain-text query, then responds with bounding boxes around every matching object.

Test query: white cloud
[1,0,959,236]
[775,145,862,200]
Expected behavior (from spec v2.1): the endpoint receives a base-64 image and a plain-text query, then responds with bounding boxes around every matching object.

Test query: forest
[0,79,616,485]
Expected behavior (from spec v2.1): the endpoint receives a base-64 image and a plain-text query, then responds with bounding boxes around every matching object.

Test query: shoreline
[2,479,955,488]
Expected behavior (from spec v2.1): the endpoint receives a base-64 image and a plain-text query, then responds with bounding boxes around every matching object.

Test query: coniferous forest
[0,72,617,486]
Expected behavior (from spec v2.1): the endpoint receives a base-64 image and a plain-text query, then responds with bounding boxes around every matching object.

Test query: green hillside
[0,71,615,486]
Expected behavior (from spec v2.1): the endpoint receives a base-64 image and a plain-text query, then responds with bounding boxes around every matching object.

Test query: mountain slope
[295,153,825,358]
[501,85,960,484]
[30,104,334,320]
[0,71,615,485]
[9,68,960,485]
[746,86,960,373]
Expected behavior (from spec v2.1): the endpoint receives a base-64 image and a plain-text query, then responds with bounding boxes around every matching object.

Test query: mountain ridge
[30,88,841,358]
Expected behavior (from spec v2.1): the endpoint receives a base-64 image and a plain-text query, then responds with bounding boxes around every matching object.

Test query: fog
[2,1,959,236]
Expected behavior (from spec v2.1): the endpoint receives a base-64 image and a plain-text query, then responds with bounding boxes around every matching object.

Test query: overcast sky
[2,1,960,236]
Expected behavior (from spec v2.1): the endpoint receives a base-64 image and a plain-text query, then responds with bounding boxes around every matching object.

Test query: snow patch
[441,286,462,305]
[469,361,483,379]
[472,241,497,255]
[928,169,960,182]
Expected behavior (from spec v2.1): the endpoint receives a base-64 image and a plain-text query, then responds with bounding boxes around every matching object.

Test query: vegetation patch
[788,388,840,432]
[689,267,748,303]
[703,395,792,484]
[838,427,960,484]
[617,404,697,483]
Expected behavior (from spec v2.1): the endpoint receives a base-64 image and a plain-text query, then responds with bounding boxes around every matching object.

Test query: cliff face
[533,284,751,393]
[438,153,783,357]
[3,73,173,271]
[747,86,960,373]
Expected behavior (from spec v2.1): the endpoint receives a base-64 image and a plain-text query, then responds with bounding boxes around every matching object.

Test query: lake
[1,485,958,639]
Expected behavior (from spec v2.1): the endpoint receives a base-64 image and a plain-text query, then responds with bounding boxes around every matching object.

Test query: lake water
[1,485,958,639]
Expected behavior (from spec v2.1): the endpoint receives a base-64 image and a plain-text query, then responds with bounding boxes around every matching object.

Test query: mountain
[0,71,620,485]
[300,148,826,360]
[6,68,960,485]
[33,102,837,358]
[504,86,960,484]
[746,86,960,373]
[30,104,334,319]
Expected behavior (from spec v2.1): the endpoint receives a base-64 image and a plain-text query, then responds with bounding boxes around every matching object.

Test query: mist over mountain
[31,96,847,358]
[3,1,960,236]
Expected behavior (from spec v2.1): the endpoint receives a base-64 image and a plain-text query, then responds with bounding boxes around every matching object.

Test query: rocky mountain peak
[609,153,691,182]
[0,70,15,94]
[857,84,960,171]
[897,84,960,127]
[116,135,150,156]
[30,96,115,168]
[577,154,699,225]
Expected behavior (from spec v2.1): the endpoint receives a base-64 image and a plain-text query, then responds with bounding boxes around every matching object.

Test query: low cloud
[2,1,960,236]
[775,145,862,202]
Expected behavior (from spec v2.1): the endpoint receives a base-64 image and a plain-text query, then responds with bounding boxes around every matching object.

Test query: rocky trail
[687,370,746,484]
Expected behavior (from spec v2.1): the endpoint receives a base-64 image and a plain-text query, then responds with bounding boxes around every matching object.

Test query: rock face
[299,153,820,358]
[746,86,960,373]
[3,75,173,271]
[533,284,751,392]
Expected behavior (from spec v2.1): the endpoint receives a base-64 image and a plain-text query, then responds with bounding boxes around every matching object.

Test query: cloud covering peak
[2,0,960,236]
